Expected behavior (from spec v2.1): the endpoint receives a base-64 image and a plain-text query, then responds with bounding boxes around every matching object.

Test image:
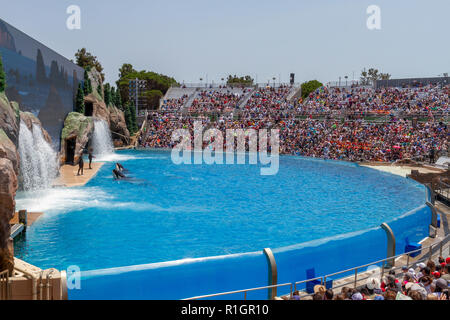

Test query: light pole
[273,77,276,88]
[345,76,348,87]
[338,76,341,87]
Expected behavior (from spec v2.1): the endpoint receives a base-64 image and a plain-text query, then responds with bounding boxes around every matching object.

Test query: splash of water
[91,120,115,160]
[18,121,59,191]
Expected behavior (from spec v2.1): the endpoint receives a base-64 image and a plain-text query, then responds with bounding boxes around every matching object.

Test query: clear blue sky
[1,0,449,85]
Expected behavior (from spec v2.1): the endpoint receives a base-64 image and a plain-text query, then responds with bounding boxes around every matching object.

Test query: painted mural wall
[0,18,84,148]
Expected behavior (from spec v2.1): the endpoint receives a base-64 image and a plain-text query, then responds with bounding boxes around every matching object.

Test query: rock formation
[20,111,52,145]
[0,92,19,274]
[109,105,130,147]
[60,112,94,165]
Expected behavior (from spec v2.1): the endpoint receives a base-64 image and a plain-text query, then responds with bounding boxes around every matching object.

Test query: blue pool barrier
[68,177,433,300]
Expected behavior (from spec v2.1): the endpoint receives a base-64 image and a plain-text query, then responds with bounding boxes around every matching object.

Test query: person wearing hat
[430,278,449,299]
[351,292,363,300]
[405,282,427,299]
[442,264,450,283]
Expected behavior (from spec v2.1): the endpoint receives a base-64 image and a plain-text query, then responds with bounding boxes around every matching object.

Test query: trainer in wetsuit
[77,156,84,176]
[88,150,95,169]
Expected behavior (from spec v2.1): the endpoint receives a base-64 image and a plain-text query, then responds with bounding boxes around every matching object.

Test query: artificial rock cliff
[60,112,94,165]
[0,92,20,274]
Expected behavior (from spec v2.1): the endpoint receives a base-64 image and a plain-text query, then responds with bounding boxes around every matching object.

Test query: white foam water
[18,121,59,191]
[91,119,115,161]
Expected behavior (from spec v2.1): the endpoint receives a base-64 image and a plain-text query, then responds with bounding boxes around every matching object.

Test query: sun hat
[417,262,426,269]
[351,292,363,300]
[433,272,441,278]
[435,278,448,290]
[405,282,416,290]
[313,285,326,294]
[367,277,381,290]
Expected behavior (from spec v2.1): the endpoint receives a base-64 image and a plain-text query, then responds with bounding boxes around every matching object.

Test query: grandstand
[141,80,448,164]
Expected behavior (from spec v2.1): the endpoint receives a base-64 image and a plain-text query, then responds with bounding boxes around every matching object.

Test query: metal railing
[0,270,9,300]
[183,235,449,300]
[437,179,450,201]
[294,235,449,299]
[184,283,293,301]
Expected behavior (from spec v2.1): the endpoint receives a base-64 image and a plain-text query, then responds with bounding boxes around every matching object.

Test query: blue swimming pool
[14,150,432,299]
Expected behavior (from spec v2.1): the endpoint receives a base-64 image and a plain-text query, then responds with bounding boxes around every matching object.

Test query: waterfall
[91,119,115,159]
[18,121,59,191]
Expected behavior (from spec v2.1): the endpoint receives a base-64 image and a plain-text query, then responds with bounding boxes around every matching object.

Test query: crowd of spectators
[189,89,248,114]
[300,84,449,116]
[139,83,449,162]
[285,256,450,300]
[160,94,189,112]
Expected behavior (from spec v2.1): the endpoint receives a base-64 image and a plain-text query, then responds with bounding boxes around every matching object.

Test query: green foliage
[104,83,111,106]
[226,75,254,86]
[301,80,323,99]
[143,90,163,110]
[124,102,138,134]
[118,63,136,80]
[0,54,5,92]
[83,70,92,95]
[124,103,132,133]
[96,83,103,98]
[75,48,105,83]
[114,89,122,109]
[360,68,391,85]
[116,64,177,106]
[75,83,85,114]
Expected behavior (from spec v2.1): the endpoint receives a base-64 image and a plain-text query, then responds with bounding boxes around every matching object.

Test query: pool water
[14,149,425,272]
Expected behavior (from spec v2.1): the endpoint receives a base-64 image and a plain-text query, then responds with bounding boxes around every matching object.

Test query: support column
[263,248,277,300]
[426,202,438,238]
[380,223,396,268]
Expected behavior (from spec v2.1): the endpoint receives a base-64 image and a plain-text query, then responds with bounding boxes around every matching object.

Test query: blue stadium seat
[305,268,333,294]
[437,214,441,228]
[405,237,422,257]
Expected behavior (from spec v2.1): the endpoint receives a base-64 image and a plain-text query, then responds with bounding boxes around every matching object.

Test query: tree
[118,63,136,80]
[83,70,92,95]
[0,54,6,92]
[75,83,85,114]
[104,83,111,106]
[111,86,116,106]
[124,103,133,133]
[144,90,163,110]
[96,82,103,98]
[360,68,391,85]
[75,48,105,82]
[116,67,177,106]
[114,88,122,109]
[226,75,254,86]
[301,80,323,99]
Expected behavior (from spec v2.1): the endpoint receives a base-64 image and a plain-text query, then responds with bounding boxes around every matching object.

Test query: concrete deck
[53,162,105,187]
[361,164,444,178]
[9,212,43,226]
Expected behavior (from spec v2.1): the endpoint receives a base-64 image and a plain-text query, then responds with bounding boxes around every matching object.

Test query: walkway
[54,162,105,187]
